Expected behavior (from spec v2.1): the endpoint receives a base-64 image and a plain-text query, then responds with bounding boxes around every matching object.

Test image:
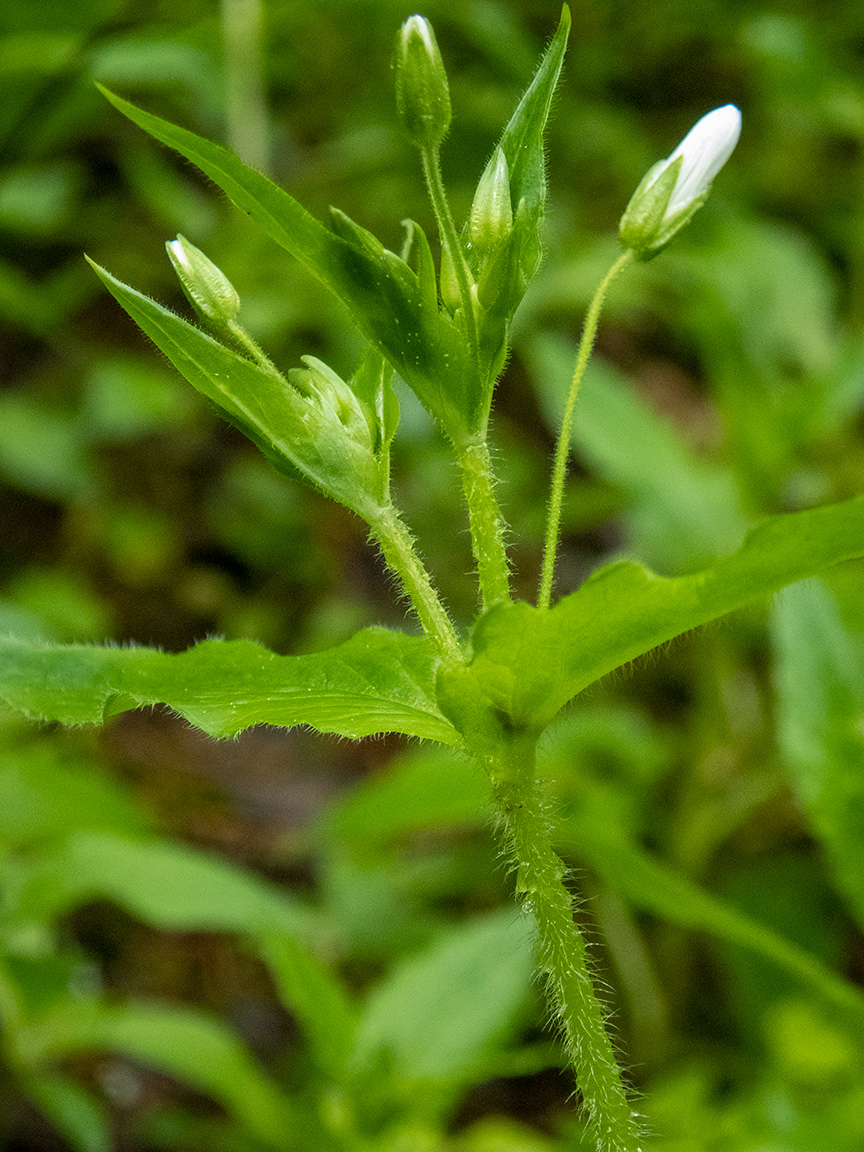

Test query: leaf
[320,746,490,852]
[95,87,482,439]
[772,578,864,931]
[564,799,864,1034]
[26,1074,110,1152]
[34,1002,293,1150]
[439,494,864,737]
[351,908,535,1085]
[0,627,461,744]
[257,931,356,1082]
[4,831,314,940]
[495,5,571,283]
[87,259,387,519]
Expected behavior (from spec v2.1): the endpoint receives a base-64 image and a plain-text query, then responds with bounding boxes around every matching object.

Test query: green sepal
[95,86,484,441]
[86,258,390,521]
[619,155,709,260]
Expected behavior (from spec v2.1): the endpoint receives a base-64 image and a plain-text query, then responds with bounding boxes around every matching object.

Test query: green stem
[458,439,511,609]
[371,505,463,664]
[226,318,280,375]
[420,145,480,360]
[491,748,642,1152]
[538,248,634,610]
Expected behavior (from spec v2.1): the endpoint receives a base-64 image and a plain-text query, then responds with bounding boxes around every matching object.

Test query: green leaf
[4,831,314,940]
[564,799,864,1034]
[439,494,864,737]
[0,745,151,847]
[494,5,570,284]
[95,87,482,439]
[772,578,864,931]
[351,908,535,1085]
[87,259,388,519]
[35,1002,293,1150]
[321,746,489,852]
[257,931,356,1082]
[0,627,460,744]
[26,1074,110,1152]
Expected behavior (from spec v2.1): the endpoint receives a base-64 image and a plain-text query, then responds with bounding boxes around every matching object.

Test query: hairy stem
[538,248,634,609]
[490,744,642,1152]
[458,439,511,609]
[371,505,463,663]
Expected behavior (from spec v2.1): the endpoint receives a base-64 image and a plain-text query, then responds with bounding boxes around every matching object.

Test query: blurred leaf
[26,1073,110,1152]
[34,1002,294,1150]
[0,745,151,846]
[0,628,461,743]
[81,354,194,439]
[4,831,314,939]
[527,332,750,571]
[772,578,864,930]
[257,931,356,1082]
[6,568,111,642]
[0,161,82,235]
[352,908,535,1084]
[321,746,489,852]
[0,394,95,500]
[563,799,864,1034]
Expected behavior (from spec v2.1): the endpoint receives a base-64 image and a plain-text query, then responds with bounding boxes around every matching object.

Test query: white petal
[666,104,742,216]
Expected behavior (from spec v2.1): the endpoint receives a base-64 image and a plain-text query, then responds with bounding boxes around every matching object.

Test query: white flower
[663,105,742,214]
[619,104,742,259]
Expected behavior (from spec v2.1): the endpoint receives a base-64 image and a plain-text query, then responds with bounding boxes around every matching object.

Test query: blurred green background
[2,0,864,1149]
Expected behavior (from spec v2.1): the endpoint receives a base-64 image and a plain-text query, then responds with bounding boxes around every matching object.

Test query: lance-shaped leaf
[96,87,483,439]
[494,5,570,284]
[0,628,461,744]
[87,258,389,520]
[772,578,864,932]
[438,494,864,741]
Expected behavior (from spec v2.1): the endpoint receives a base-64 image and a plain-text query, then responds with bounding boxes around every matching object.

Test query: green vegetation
[1,1,864,1150]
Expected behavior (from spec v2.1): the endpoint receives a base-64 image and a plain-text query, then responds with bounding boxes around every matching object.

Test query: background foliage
[2,0,864,1148]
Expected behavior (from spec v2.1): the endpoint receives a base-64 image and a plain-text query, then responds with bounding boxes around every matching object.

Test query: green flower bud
[619,104,741,260]
[394,15,451,149]
[469,146,513,259]
[166,234,240,323]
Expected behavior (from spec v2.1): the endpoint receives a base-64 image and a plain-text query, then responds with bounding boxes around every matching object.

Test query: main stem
[458,439,511,609]
[372,505,463,664]
[538,249,634,609]
[491,745,642,1152]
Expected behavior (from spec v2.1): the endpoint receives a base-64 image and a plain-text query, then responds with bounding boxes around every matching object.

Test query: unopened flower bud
[469,147,513,258]
[166,234,240,323]
[619,104,741,260]
[394,15,451,149]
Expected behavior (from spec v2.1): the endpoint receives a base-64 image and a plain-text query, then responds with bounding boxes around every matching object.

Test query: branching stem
[372,505,463,663]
